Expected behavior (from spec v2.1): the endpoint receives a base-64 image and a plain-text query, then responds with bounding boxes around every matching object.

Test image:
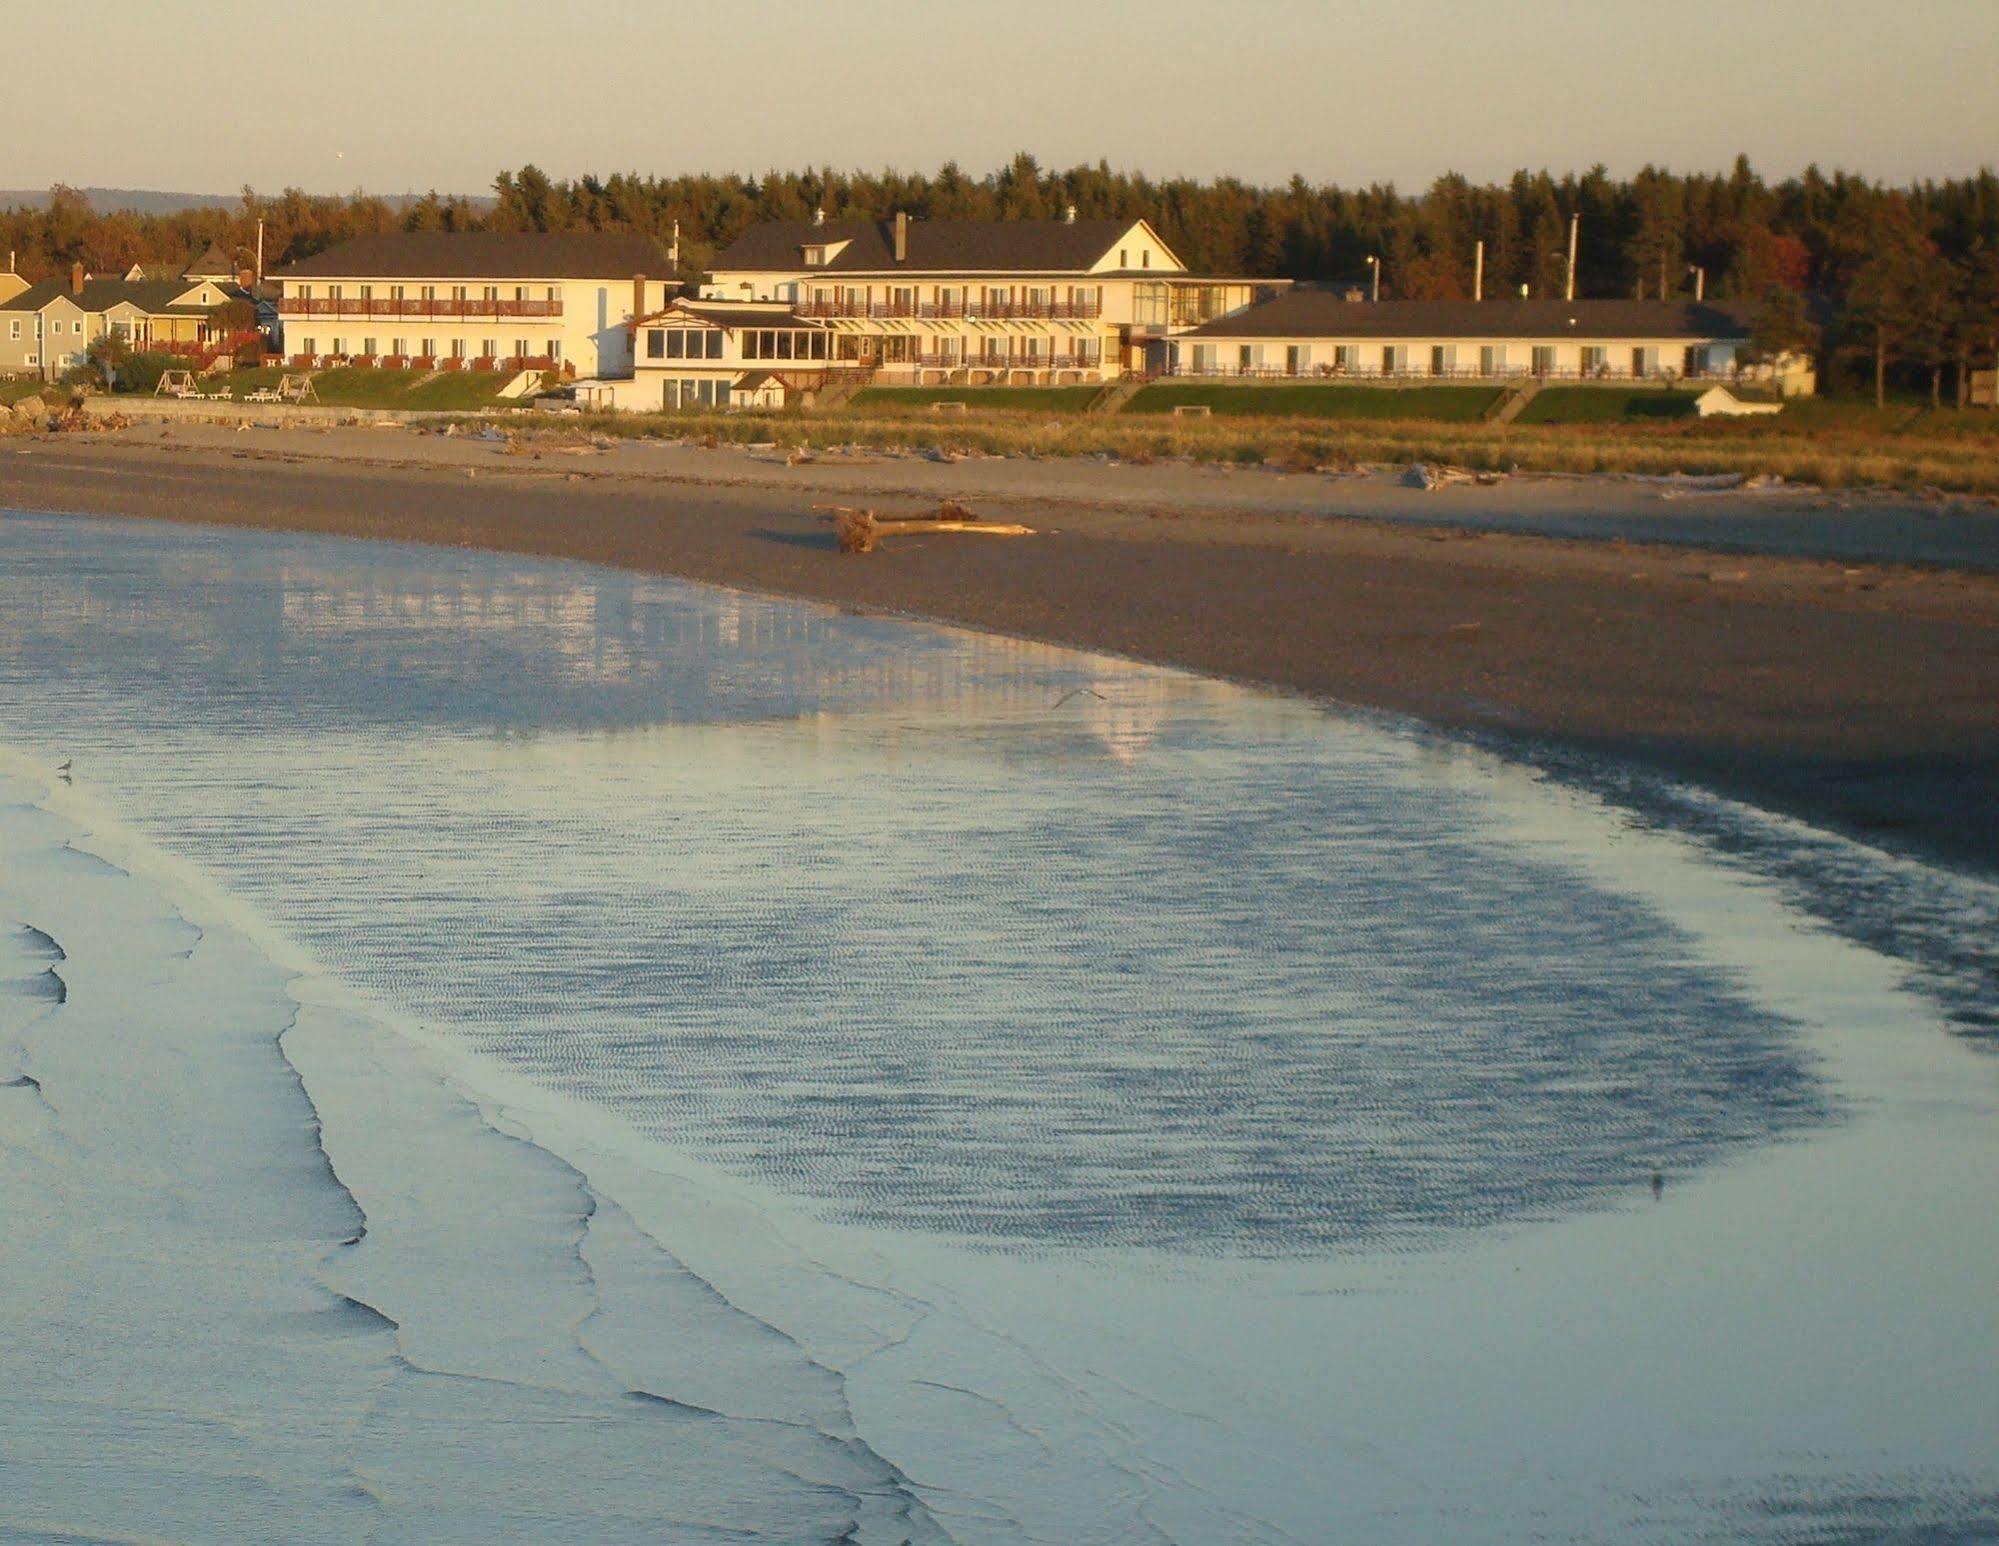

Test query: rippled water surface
[0,514,1837,1253]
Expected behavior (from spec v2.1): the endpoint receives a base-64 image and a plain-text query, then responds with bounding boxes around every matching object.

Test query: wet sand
[5,423,1998,873]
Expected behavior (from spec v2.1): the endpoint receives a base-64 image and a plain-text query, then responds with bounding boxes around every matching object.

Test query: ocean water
[1,510,1995,1544]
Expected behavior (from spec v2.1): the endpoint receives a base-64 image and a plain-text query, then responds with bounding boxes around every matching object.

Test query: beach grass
[487,395,1999,496]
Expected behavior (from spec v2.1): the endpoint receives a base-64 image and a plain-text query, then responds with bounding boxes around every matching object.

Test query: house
[1164,291,1816,395]
[693,211,1284,388]
[0,263,255,380]
[271,231,672,378]
[580,298,835,412]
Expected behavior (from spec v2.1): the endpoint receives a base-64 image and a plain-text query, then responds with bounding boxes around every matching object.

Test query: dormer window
[804,246,827,267]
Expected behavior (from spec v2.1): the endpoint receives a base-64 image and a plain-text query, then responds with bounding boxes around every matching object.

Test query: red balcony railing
[797,296,1102,323]
[278,296,563,319]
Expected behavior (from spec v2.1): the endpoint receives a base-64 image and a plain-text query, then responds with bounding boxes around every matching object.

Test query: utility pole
[1365,254,1380,303]
[255,220,265,285]
[1564,215,1579,302]
[1473,240,1484,302]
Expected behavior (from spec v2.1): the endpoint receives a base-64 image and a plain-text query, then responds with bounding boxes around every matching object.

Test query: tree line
[5,155,1996,402]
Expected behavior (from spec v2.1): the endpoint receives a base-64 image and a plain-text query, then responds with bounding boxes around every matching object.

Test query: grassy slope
[1516,387,1701,424]
[852,386,1103,412]
[177,367,516,411]
[1128,383,1503,421]
[0,379,48,406]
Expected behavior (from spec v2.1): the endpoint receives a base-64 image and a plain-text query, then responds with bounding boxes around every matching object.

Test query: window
[481,339,498,358]
[1684,345,1710,376]
[391,339,406,357]
[1238,344,1255,373]
[549,340,562,364]
[1073,286,1099,315]
[1132,283,1168,327]
[329,285,343,300]
[514,339,530,359]
[1286,344,1311,375]
[705,331,723,360]
[301,338,317,356]
[451,339,466,359]
[776,332,794,361]
[1119,248,1128,267]
[546,287,558,304]
[1382,345,1407,374]
[390,286,405,301]
[1191,343,1217,374]
[483,286,499,303]
[421,286,435,302]
[421,338,436,358]
[332,338,346,355]
[647,330,665,360]
[515,287,529,303]
[1632,347,1653,377]
[362,337,377,356]
[1430,345,1454,377]
[804,246,826,266]
[299,285,313,301]
[1581,345,1607,375]
[666,330,685,359]
[452,286,468,303]
[1141,250,1151,269]
[1334,345,1360,374]
[1532,345,1556,376]
[1480,345,1502,375]
[12,319,24,340]
[359,285,373,301]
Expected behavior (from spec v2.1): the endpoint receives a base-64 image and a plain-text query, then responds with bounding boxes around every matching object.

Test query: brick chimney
[238,267,255,290]
[634,274,647,322]
[71,261,85,295]
[893,211,908,264]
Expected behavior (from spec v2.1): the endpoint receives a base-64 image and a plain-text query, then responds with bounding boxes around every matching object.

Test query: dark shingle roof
[670,301,824,330]
[273,231,667,281]
[1,277,230,314]
[1184,292,1755,341]
[182,242,235,277]
[711,218,1157,275]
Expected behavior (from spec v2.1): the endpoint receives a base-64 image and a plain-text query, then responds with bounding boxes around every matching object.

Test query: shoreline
[5,422,1997,875]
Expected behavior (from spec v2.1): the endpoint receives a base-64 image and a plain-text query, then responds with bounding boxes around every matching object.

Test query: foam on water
[2,510,1996,1544]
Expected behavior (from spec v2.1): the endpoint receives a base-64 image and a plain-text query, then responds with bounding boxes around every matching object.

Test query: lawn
[851,385,1104,412]
[1126,383,1503,421]
[1515,387,1702,424]
[183,367,518,411]
[0,378,49,406]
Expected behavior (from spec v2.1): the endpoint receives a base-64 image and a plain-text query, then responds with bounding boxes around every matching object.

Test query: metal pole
[256,220,265,285]
[1367,255,1379,304]
[1473,241,1484,303]
[1564,215,1579,302]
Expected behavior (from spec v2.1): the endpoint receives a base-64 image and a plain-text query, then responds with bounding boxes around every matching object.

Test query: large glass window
[647,330,665,359]
[1532,345,1556,375]
[705,331,723,359]
[666,331,686,359]
[1131,283,1168,327]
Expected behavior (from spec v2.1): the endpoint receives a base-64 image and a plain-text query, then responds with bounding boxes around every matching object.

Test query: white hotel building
[272,232,673,380]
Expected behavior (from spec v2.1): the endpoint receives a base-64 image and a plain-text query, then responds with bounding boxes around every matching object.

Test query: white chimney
[893,211,908,263]
[1064,204,1077,224]
[813,207,826,227]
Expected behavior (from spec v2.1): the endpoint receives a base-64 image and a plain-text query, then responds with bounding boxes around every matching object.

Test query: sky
[11,0,1998,197]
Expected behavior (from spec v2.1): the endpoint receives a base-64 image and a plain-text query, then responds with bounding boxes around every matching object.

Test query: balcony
[278,296,563,320]
[797,296,1102,323]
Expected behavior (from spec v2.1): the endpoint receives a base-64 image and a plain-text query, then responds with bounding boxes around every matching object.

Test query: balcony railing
[1172,363,1743,383]
[278,296,563,319]
[797,297,1102,323]
[908,352,1100,371]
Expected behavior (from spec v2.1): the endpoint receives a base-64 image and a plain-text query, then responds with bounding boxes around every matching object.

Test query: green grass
[851,385,1103,412]
[1126,383,1503,421]
[191,366,517,411]
[0,378,49,406]
[1515,387,1702,424]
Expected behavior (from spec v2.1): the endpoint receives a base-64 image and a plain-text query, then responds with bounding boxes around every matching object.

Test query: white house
[271,231,672,379]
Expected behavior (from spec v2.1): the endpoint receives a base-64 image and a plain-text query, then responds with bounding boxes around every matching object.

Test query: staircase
[1486,379,1543,425]
[1088,377,1147,415]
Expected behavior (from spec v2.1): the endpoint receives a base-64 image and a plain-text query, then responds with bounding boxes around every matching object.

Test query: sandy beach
[5,419,1997,872]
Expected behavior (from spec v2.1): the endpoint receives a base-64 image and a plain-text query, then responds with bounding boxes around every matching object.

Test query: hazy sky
[13,0,1997,195]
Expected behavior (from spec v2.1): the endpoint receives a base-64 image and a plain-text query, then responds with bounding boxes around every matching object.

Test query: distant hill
[0,188,492,216]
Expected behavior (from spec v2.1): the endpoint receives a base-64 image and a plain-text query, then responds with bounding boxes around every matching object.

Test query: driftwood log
[816,502,1035,555]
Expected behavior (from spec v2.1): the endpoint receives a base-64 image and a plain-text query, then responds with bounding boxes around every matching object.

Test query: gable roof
[1184,292,1756,341]
[0,277,235,315]
[182,242,235,278]
[273,230,667,281]
[711,217,1167,276]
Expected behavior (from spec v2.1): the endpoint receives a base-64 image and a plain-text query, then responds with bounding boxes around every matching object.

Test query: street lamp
[1365,255,1380,304]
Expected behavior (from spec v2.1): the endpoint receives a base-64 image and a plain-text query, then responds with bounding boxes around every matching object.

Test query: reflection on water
[0,515,1836,1253]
